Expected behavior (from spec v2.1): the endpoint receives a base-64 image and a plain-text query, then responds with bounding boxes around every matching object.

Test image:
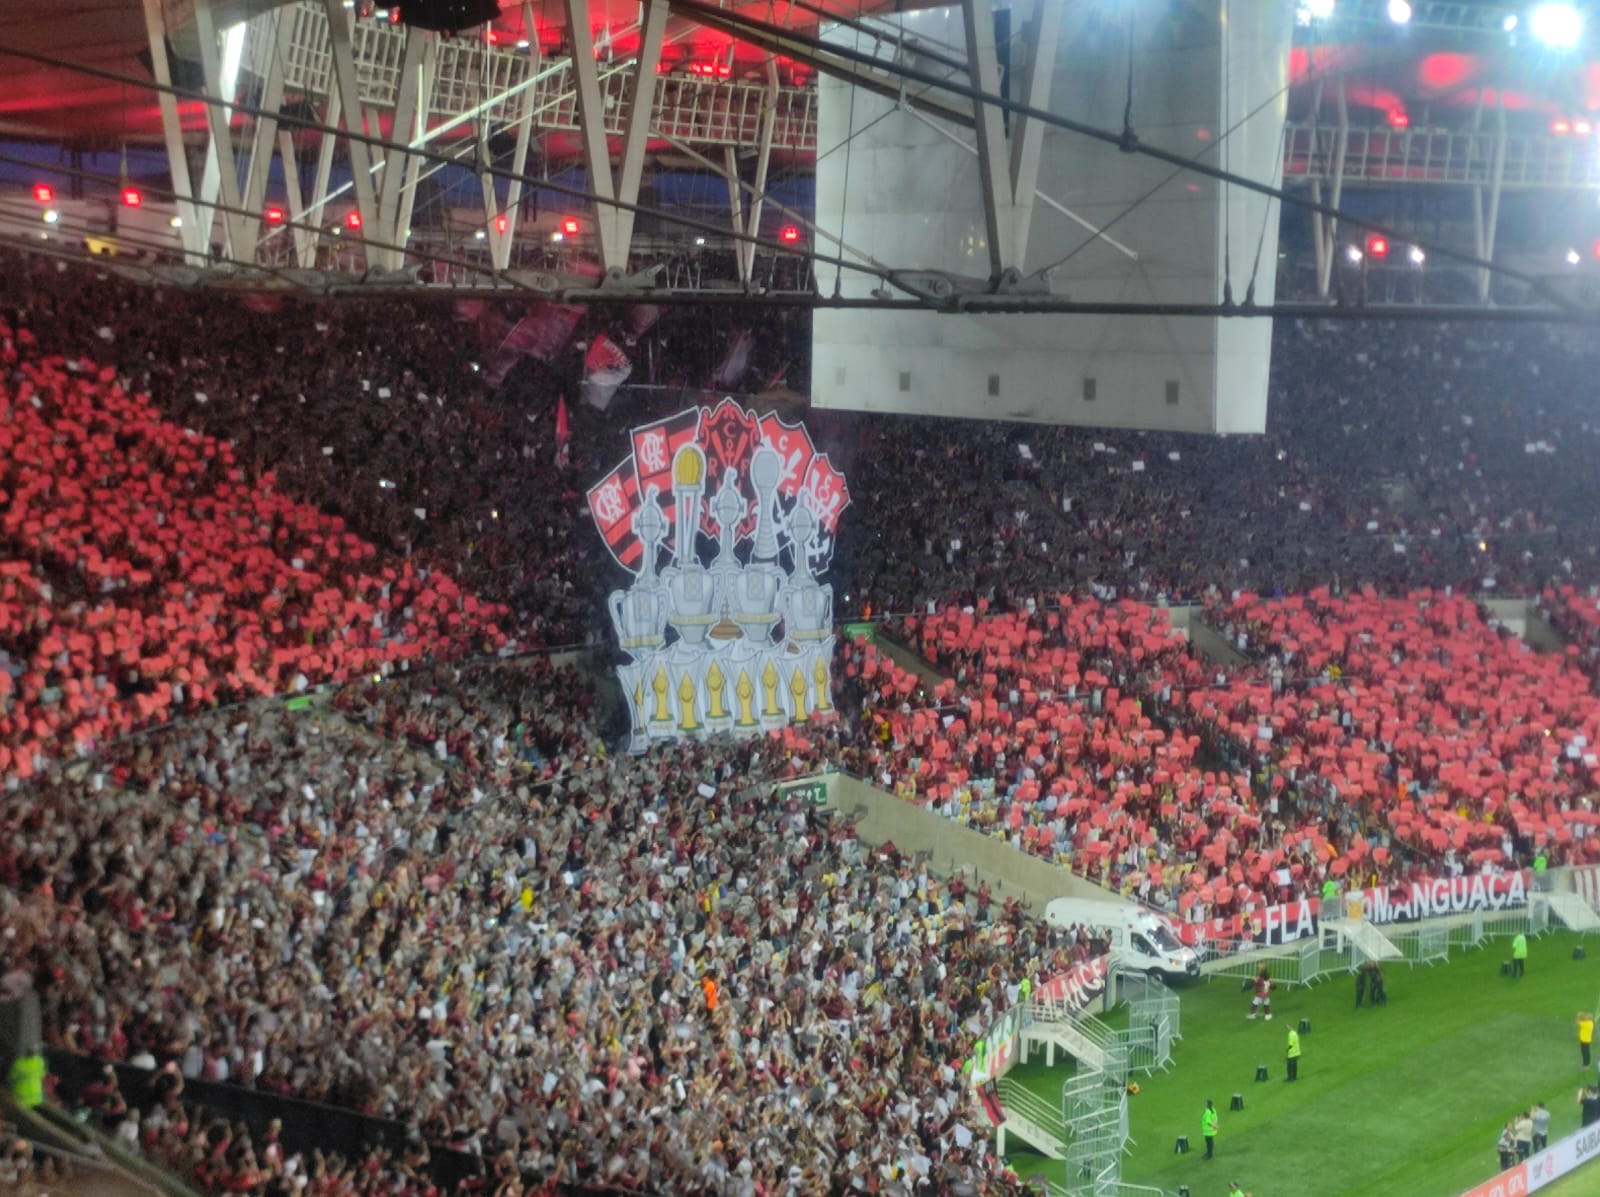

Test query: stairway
[1023,1005,1111,1072]
[1547,890,1600,932]
[1346,920,1404,962]
[7,1099,201,1197]
[996,1077,1068,1160]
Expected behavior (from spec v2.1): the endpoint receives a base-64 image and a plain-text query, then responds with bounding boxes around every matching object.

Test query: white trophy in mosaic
[590,400,850,753]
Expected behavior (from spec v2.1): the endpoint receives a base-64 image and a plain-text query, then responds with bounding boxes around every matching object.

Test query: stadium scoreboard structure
[812,0,1292,434]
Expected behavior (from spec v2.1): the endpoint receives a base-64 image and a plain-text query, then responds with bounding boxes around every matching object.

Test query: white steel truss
[124,0,1600,298]
[564,0,670,275]
[240,1,816,154]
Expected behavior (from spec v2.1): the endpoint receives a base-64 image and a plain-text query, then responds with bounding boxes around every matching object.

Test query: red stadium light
[779,224,802,244]
[560,216,580,236]
[345,209,363,231]
[1552,119,1572,135]
[494,213,509,234]
[32,183,54,203]
[1592,238,1600,261]
[120,186,143,208]
[1365,233,1390,260]
[688,61,732,77]
[1386,106,1410,129]
[263,206,286,226]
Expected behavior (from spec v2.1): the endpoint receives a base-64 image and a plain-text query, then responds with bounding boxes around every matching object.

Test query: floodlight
[1531,4,1582,48]
[1387,0,1412,25]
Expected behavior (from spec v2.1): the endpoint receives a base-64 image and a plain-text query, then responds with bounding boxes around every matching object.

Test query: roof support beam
[1313,78,1349,300]
[1006,0,1062,272]
[192,1,250,260]
[1472,97,1507,303]
[664,0,971,127]
[961,0,1017,280]
[321,0,380,262]
[240,7,293,258]
[727,56,780,286]
[484,1,541,271]
[371,27,432,270]
[564,0,670,275]
[140,0,208,264]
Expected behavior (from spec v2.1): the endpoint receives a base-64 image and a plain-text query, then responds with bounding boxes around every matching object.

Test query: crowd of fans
[8,249,1600,1195]
[842,585,1600,933]
[5,659,1049,1195]
[837,320,1600,615]
[13,251,1600,645]
[0,299,505,772]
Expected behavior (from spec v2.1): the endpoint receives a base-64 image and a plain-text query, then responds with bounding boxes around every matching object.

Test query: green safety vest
[1202,1108,1218,1136]
[1286,1031,1301,1059]
[1513,934,1528,960]
[8,1053,45,1108]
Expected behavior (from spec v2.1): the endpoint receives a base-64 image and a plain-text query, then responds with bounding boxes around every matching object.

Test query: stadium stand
[8,246,1600,1194]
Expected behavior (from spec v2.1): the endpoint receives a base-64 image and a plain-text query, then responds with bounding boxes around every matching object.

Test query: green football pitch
[1004,931,1600,1197]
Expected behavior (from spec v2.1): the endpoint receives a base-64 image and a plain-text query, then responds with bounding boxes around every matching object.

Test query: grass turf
[1004,931,1600,1197]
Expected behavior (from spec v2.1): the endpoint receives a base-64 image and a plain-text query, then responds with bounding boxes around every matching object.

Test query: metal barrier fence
[1205,900,1551,996]
[1062,1102,1129,1192]
[1209,931,1349,988]
[1117,1015,1175,1076]
[1060,1046,1126,1120]
[1126,974,1183,1044]
[1384,921,1450,966]
[1053,1164,1169,1197]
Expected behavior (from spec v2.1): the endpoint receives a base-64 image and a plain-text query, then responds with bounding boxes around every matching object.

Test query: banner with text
[1459,1117,1600,1196]
[966,1005,1024,1087]
[1178,872,1530,950]
[1034,954,1111,1018]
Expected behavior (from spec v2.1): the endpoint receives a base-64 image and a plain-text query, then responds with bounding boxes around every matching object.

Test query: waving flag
[581,333,633,411]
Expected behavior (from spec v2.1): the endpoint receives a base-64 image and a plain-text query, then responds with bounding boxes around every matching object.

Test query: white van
[1043,897,1201,982]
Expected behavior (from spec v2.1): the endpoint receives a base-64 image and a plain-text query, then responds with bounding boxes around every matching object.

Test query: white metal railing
[241,2,815,152]
[1027,1006,1115,1072]
[998,1075,1069,1145]
[1283,122,1600,191]
[1121,973,1182,1043]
